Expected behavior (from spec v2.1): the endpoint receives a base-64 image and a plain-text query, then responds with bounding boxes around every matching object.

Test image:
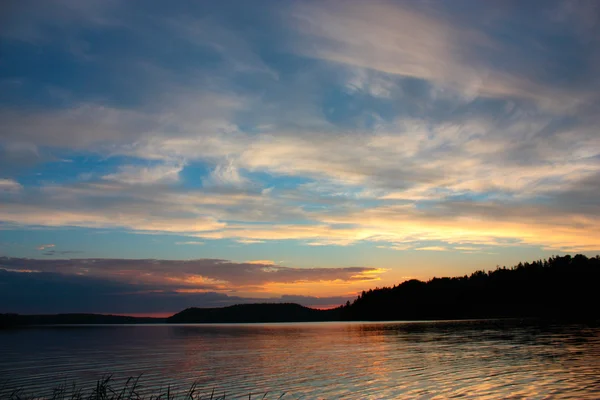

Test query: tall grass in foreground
[1,375,287,400]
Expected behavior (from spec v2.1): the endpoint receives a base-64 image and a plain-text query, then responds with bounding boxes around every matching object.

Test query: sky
[1,0,600,315]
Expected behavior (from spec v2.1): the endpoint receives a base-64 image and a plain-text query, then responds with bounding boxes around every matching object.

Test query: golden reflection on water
[1,320,599,399]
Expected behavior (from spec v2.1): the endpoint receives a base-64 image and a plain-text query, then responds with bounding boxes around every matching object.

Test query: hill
[168,303,342,323]
[3,255,598,326]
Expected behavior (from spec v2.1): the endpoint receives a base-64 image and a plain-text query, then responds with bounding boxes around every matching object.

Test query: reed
[1,375,287,400]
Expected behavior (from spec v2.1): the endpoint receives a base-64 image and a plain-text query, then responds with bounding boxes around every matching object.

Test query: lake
[1,320,599,399]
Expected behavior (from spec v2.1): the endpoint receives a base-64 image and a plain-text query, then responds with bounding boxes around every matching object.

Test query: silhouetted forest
[168,303,341,323]
[2,255,598,326]
[340,254,600,321]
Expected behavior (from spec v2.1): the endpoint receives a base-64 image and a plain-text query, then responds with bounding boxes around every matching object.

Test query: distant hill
[3,255,598,326]
[340,254,600,321]
[168,303,342,323]
[0,313,165,328]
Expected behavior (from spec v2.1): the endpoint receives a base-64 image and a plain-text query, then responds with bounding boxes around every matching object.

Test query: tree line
[340,254,600,321]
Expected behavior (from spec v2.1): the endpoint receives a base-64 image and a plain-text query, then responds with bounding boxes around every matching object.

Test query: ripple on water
[0,321,599,399]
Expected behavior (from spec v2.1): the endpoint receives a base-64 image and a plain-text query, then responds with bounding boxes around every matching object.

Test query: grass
[1,375,288,400]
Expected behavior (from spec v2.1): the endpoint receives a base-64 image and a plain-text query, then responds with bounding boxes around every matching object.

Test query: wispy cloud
[203,160,249,188]
[236,239,265,244]
[0,178,22,193]
[103,163,184,185]
[415,246,448,252]
[247,260,276,265]
[290,0,596,110]
[0,268,352,314]
[42,250,84,256]
[1,0,599,280]
[454,246,482,252]
[2,167,600,252]
[0,257,386,292]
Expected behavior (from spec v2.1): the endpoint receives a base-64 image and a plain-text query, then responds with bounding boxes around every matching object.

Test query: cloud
[0,105,153,150]
[0,203,225,234]
[376,244,413,251]
[247,260,276,265]
[415,246,448,252]
[0,257,386,289]
[0,90,246,159]
[313,199,600,253]
[42,250,84,256]
[175,241,205,246]
[1,107,600,251]
[103,163,184,185]
[167,13,278,79]
[0,268,352,314]
[0,143,44,174]
[1,0,599,259]
[343,68,395,98]
[36,244,55,251]
[0,0,122,45]
[290,0,598,110]
[2,159,600,252]
[0,178,22,193]
[203,160,249,188]
[454,246,481,252]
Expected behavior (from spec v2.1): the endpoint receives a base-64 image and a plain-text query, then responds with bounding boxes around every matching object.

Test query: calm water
[1,320,599,399]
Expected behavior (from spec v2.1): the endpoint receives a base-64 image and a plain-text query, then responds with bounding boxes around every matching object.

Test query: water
[1,320,599,399]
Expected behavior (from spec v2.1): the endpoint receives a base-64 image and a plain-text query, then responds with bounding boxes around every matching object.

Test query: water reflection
[1,320,599,399]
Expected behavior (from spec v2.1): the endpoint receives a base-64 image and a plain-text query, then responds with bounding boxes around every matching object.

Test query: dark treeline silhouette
[0,313,165,327]
[340,254,600,321]
[2,255,598,326]
[168,303,341,323]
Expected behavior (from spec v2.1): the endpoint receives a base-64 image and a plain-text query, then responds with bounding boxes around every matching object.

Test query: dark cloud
[0,257,382,288]
[0,145,45,174]
[546,171,600,216]
[425,0,600,94]
[42,250,84,256]
[0,268,350,314]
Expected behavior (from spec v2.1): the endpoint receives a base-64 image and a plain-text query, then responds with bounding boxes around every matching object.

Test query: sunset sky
[1,0,599,315]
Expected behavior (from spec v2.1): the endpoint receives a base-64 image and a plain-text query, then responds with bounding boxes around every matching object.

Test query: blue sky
[1,0,600,314]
